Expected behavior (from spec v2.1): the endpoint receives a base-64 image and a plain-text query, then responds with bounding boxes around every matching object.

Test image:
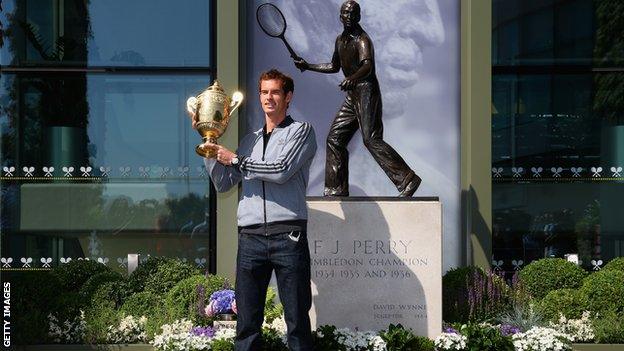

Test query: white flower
[47,310,86,344]
[548,311,595,343]
[434,332,467,350]
[512,326,573,351]
[107,314,149,344]
[152,319,214,351]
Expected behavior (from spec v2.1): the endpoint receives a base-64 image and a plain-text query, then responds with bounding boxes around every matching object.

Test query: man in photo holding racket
[294,0,421,197]
[192,70,316,351]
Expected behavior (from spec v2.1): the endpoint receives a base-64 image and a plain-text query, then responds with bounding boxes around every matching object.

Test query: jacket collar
[262,115,293,134]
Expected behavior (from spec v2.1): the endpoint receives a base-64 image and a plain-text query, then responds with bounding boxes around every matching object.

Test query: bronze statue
[295,0,421,197]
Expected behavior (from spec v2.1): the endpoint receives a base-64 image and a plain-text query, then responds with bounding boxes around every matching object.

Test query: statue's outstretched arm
[294,37,341,73]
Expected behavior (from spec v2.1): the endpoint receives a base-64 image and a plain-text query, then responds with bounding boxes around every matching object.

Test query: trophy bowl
[187,80,243,158]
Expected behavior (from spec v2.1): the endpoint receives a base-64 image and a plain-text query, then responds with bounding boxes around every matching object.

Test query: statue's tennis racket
[256,3,304,70]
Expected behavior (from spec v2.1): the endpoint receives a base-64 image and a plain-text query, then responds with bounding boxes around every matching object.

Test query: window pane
[0,73,215,265]
[1,0,212,67]
[493,0,624,66]
[493,1,624,270]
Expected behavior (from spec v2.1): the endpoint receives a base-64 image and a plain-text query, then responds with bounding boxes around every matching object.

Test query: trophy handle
[229,92,244,115]
[186,97,199,115]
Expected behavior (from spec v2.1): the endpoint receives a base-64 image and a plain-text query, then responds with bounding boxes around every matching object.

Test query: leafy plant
[79,270,124,301]
[51,259,112,293]
[264,287,284,324]
[313,325,345,351]
[580,269,624,314]
[83,281,126,343]
[126,256,181,294]
[497,301,544,332]
[518,258,587,300]
[166,274,228,325]
[379,324,433,351]
[593,310,624,343]
[603,257,624,273]
[443,266,511,323]
[261,327,288,351]
[211,338,235,351]
[538,289,590,321]
[120,291,170,339]
[143,258,200,294]
[457,323,514,351]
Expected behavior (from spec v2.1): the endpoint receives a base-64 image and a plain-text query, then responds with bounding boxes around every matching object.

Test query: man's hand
[294,58,309,71]
[200,142,238,165]
[339,78,356,91]
[187,110,198,130]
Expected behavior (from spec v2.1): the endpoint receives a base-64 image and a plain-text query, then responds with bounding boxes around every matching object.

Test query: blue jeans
[235,231,313,351]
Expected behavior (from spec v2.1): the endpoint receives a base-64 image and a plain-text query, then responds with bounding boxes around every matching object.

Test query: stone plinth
[307,197,442,337]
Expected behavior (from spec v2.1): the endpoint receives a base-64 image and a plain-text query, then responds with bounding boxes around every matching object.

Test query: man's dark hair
[258,69,294,95]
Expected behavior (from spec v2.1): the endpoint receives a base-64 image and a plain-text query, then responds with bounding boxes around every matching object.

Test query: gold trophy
[187,80,244,158]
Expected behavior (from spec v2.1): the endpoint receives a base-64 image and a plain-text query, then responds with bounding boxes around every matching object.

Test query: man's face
[340,2,359,29]
[259,79,292,118]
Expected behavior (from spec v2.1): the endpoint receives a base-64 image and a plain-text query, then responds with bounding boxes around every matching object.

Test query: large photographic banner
[244,0,460,270]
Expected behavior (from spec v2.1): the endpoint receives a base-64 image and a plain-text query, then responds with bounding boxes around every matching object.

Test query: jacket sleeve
[204,157,242,192]
[239,123,317,184]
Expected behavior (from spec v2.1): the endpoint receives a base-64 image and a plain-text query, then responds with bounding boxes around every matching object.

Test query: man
[294,0,421,197]
[191,69,316,351]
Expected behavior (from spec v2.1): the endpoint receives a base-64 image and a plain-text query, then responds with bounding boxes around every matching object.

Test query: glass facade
[492,0,624,272]
[0,0,216,272]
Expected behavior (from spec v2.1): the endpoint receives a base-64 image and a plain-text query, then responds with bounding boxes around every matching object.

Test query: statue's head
[340,1,361,29]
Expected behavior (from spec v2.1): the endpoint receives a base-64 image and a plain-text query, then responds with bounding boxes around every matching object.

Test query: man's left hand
[200,142,237,165]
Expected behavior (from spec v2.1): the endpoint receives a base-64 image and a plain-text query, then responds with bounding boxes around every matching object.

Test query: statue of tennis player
[294,0,421,197]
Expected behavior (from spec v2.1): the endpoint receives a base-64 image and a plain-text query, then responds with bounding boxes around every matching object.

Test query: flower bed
[9,257,624,350]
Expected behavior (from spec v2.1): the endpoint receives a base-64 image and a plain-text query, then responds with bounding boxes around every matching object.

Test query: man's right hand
[294,58,309,71]
[187,110,198,130]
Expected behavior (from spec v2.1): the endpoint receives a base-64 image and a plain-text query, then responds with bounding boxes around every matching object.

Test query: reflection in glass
[1,72,213,264]
[1,0,212,67]
[492,0,624,271]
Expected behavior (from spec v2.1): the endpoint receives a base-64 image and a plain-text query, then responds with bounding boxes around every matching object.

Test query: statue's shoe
[398,174,421,197]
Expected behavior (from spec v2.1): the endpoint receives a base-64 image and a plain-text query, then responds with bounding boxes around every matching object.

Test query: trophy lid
[208,80,225,93]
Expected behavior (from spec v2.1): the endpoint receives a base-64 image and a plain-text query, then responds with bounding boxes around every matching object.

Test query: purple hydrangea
[205,289,236,316]
[191,326,216,338]
[500,324,521,336]
[444,327,459,334]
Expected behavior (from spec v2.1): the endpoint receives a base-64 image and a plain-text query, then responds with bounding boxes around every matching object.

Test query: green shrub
[51,259,112,293]
[121,291,170,338]
[79,270,124,301]
[603,257,624,273]
[166,274,229,325]
[593,310,624,344]
[211,339,235,351]
[538,289,590,321]
[261,327,288,351]
[127,256,189,294]
[144,259,201,294]
[443,266,511,323]
[457,323,514,351]
[121,291,162,317]
[88,280,126,310]
[580,270,624,314]
[264,287,284,324]
[83,281,126,343]
[9,271,66,344]
[313,325,345,351]
[84,304,119,343]
[379,324,434,351]
[518,258,587,300]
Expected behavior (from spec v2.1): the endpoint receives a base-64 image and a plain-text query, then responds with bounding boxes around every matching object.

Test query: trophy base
[196,144,217,158]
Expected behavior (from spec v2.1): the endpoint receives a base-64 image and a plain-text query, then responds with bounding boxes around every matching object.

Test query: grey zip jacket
[204,116,317,227]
